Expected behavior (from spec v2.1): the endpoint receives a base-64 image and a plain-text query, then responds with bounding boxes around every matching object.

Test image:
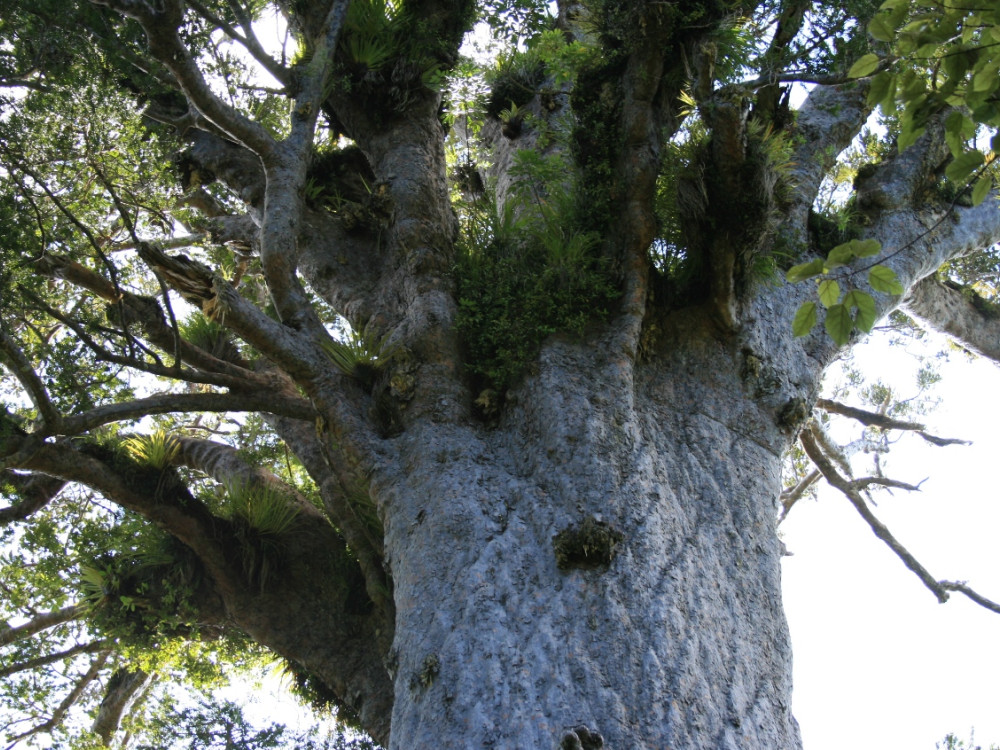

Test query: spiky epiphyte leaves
[179,313,240,362]
[343,0,403,72]
[123,430,180,471]
[224,481,299,591]
[320,326,397,391]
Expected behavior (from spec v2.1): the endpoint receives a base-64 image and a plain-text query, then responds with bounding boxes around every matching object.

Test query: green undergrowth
[454,153,618,393]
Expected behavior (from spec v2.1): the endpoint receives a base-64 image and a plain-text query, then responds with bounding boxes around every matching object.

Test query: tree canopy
[1,0,1000,748]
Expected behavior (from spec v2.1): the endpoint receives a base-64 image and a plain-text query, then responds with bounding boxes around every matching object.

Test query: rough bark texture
[379,322,804,748]
[4,1,1000,748]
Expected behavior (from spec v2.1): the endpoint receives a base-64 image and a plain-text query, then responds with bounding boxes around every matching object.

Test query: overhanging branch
[58,391,316,437]
[904,275,1000,364]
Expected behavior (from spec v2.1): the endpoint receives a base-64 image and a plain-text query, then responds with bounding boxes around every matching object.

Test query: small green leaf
[818,279,841,308]
[844,290,877,332]
[945,149,985,183]
[867,72,894,109]
[868,265,904,295]
[970,174,993,206]
[868,14,896,42]
[792,302,817,337]
[827,238,881,267]
[786,258,825,283]
[848,53,881,79]
[824,304,853,346]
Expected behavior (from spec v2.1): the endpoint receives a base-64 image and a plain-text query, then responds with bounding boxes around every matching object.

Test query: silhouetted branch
[801,423,1000,616]
[817,398,970,447]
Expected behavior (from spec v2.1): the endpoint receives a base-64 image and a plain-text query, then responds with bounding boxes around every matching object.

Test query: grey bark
[9,2,1000,748]
[379,320,804,748]
[92,668,151,744]
[905,275,1000,363]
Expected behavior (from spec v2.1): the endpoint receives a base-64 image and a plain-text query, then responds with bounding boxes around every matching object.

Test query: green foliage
[483,46,546,118]
[852,0,1000,190]
[787,238,899,344]
[343,0,405,72]
[320,325,398,390]
[454,154,618,392]
[123,430,182,471]
[937,731,1000,750]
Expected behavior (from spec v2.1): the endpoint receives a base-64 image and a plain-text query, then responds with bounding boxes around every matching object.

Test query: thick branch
[264,414,390,609]
[787,83,872,230]
[174,437,322,518]
[0,327,61,430]
[0,472,66,525]
[2,436,241,596]
[91,667,151,744]
[904,275,1000,364]
[0,604,87,648]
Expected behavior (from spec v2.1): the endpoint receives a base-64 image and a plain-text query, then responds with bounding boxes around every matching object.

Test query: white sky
[783,332,1000,749]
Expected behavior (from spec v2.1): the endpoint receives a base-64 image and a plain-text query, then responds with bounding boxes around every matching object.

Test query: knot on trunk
[561,724,604,750]
[553,517,623,571]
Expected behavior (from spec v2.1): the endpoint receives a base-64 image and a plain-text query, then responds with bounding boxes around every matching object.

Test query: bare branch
[817,398,970,447]
[778,468,820,523]
[187,0,290,88]
[0,327,62,430]
[849,476,925,493]
[801,423,1000,617]
[0,604,87,648]
[940,581,1000,615]
[57,391,316,436]
[800,423,948,602]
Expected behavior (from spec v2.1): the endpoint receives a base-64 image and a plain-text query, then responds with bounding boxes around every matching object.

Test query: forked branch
[800,423,1000,615]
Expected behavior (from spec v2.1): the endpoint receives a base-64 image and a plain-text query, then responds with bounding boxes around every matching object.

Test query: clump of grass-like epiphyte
[225,480,300,591]
[180,312,240,361]
[123,430,180,470]
[319,325,398,391]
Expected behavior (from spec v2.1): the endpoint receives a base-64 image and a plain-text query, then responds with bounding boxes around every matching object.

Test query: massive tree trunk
[381,322,803,748]
[5,2,1000,748]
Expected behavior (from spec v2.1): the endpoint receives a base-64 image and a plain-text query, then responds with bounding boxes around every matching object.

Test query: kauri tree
[2,0,1000,748]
